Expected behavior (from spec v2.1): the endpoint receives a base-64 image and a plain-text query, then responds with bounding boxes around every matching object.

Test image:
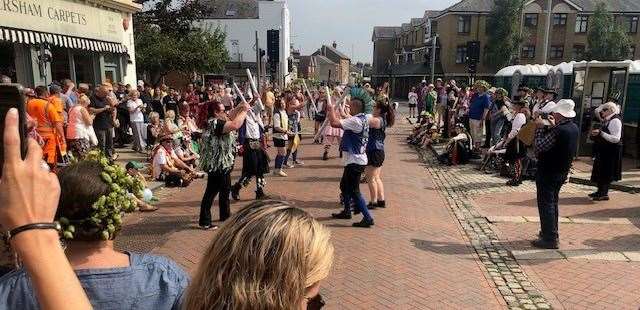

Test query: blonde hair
[78,94,90,107]
[183,201,334,310]
[165,110,176,121]
[128,89,139,98]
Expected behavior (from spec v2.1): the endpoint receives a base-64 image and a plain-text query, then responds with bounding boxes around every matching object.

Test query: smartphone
[0,84,28,177]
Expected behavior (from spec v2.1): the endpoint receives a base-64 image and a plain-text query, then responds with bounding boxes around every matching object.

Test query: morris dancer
[322,87,346,160]
[365,99,395,210]
[284,90,305,168]
[329,88,377,228]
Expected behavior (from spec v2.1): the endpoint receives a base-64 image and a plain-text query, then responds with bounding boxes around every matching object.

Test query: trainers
[587,192,600,198]
[294,160,304,166]
[322,151,329,161]
[274,170,287,177]
[331,211,352,219]
[377,200,386,208]
[352,218,374,228]
[285,163,295,169]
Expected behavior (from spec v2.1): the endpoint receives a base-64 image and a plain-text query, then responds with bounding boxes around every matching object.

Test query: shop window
[575,15,589,33]
[456,45,468,64]
[73,52,95,85]
[550,46,564,59]
[521,45,536,59]
[51,47,71,84]
[628,16,639,34]
[524,14,538,27]
[553,13,567,26]
[0,42,16,82]
[458,16,471,34]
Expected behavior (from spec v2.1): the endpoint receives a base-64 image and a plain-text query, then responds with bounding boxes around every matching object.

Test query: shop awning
[0,27,128,54]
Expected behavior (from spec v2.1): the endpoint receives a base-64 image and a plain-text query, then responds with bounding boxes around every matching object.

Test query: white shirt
[272,110,289,141]
[152,148,177,179]
[340,114,372,166]
[127,99,145,123]
[408,92,418,105]
[533,100,556,116]
[601,116,622,144]
[508,113,527,140]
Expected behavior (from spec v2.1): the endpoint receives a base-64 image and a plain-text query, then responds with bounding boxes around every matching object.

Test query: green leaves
[587,3,632,61]
[485,0,527,69]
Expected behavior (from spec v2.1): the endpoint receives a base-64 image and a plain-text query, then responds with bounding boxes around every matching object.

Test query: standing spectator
[151,86,165,120]
[468,80,492,151]
[62,79,78,106]
[183,83,200,119]
[589,102,623,201]
[127,90,146,153]
[26,86,65,167]
[163,88,180,116]
[114,82,130,148]
[66,94,95,158]
[456,87,471,129]
[532,99,579,249]
[417,80,427,117]
[425,83,437,116]
[408,87,418,119]
[221,87,235,111]
[435,79,448,130]
[48,83,71,123]
[89,83,115,159]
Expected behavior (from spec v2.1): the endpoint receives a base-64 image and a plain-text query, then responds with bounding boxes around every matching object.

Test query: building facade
[196,0,291,85]
[312,43,351,85]
[372,0,640,97]
[0,0,141,87]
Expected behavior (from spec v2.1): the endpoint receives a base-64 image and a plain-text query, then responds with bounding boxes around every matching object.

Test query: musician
[589,102,623,201]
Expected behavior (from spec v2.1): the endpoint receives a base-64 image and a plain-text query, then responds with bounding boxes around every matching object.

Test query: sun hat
[552,99,576,118]
[495,88,508,96]
[473,80,491,90]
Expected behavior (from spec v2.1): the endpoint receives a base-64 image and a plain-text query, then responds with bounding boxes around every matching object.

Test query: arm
[224,108,248,133]
[172,155,193,172]
[0,109,92,310]
[327,103,342,128]
[80,107,93,126]
[369,116,382,129]
[599,118,622,144]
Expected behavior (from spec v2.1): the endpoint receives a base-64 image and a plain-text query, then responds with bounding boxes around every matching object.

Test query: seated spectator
[146,112,162,148]
[183,200,333,310]
[163,110,183,143]
[126,161,158,212]
[0,159,188,309]
[175,138,199,168]
[152,135,196,187]
[438,123,473,165]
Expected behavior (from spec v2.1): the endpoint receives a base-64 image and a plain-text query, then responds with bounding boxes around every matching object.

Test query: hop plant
[58,151,140,241]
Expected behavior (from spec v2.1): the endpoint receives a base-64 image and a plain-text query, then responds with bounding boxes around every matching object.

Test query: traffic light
[267,30,280,62]
[468,62,477,74]
[467,41,480,64]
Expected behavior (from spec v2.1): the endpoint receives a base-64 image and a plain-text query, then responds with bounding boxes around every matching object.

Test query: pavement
[114,105,640,309]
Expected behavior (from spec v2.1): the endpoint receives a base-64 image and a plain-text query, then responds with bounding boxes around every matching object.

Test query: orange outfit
[26,98,65,165]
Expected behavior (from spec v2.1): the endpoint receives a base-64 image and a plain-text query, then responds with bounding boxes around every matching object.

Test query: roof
[372,26,401,40]
[401,23,411,32]
[200,0,259,19]
[435,0,640,18]
[313,45,350,61]
[410,18,424,26]
[313,55,336,66]
[495,64,554,77]
[424,10,441,18]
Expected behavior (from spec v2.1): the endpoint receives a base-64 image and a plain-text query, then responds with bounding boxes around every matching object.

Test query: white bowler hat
[552,99,576,118]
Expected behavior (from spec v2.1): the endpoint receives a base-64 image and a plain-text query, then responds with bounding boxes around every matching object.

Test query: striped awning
[0,27,128,54]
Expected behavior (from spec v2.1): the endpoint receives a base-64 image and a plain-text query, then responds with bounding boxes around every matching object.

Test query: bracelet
[6,222,62,241]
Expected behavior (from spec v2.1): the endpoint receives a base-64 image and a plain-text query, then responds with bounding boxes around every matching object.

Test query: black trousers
[536,172,567,241]
[95,128,114,158]
[199,170,232,226]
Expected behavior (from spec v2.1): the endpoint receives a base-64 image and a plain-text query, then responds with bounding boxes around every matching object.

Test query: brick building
[373,0,640,98]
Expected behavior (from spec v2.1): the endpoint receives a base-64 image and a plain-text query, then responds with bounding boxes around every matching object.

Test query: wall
[372,38,395,74]
[196,1,291,84]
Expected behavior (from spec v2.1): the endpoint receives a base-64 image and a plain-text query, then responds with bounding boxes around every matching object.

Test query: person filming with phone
[531,99,579,249]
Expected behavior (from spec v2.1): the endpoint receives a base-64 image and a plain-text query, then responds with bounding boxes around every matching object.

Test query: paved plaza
[116,109,640,309]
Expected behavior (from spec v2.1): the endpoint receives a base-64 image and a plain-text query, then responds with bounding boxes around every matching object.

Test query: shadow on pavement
[508,197,595,207]
[410,238,477,256]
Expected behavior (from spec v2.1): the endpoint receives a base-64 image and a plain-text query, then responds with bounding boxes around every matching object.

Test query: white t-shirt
[340,114,371,166]
[127,99,145,123]
[272,111,289,141]
[152,147,177,179]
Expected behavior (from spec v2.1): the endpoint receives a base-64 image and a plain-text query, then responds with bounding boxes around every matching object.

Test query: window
[575,15,589,33]
[629,16,639,33]
[553,13,567,26]
[458,16,471,34]
[456,45,468,64]
[573,44,586,60]
[431,21,438,37]
[550,46,564,59]
[525,14,538,27]
[521,45,536,59]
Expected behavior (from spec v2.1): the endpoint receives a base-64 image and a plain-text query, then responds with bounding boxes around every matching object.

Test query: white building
[196,0,291,85]
[0,0,141,86]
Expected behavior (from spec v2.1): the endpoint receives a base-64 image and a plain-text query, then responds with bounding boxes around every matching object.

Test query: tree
[587,2,631,61]
[484,0,527,70]
[133,0,229,85]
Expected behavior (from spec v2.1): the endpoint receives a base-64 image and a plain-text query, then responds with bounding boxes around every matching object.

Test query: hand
[591,129,601,136]
[534,116,547,128]
[239,102,250,112]
[0,109,60,231]
[326,102,335,111]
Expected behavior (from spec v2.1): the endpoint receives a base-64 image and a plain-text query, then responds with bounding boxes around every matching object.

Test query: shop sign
[0,0,124,43]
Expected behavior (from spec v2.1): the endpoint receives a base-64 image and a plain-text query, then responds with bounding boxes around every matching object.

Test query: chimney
[332,41,337,49]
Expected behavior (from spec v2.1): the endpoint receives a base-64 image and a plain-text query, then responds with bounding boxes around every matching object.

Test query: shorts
[366,150,385,167]
[408,103,417,108]
[469,119,484,144]
[273,138,286,148]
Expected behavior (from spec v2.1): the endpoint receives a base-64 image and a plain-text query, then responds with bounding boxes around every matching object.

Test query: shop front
[0,0,141,87]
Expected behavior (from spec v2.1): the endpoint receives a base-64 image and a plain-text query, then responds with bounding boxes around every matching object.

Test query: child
[126,161,158,212]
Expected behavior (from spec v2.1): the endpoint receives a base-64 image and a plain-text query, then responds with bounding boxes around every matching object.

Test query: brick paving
[117,116,505,309]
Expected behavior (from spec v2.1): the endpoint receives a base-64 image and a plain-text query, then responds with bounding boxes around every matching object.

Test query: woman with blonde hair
[163,109,183,142]
[183,200,334,310]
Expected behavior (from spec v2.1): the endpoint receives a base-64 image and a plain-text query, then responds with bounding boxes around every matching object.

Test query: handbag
[86,125,98,146]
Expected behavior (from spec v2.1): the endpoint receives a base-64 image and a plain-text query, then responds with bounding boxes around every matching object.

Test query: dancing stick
[302,80,318,114]
[313,87,348,142]
[233,82,248,105]
[246,69,263,108]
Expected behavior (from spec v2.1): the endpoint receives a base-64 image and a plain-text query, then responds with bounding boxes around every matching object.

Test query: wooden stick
[313,88,348,142]
[302,80,318,114]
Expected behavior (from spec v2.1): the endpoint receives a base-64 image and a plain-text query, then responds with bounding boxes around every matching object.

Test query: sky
[286,0,459,64]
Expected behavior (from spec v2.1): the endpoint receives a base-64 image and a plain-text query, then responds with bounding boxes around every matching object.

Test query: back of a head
[0,75,11,84]
[184,201,334,310]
